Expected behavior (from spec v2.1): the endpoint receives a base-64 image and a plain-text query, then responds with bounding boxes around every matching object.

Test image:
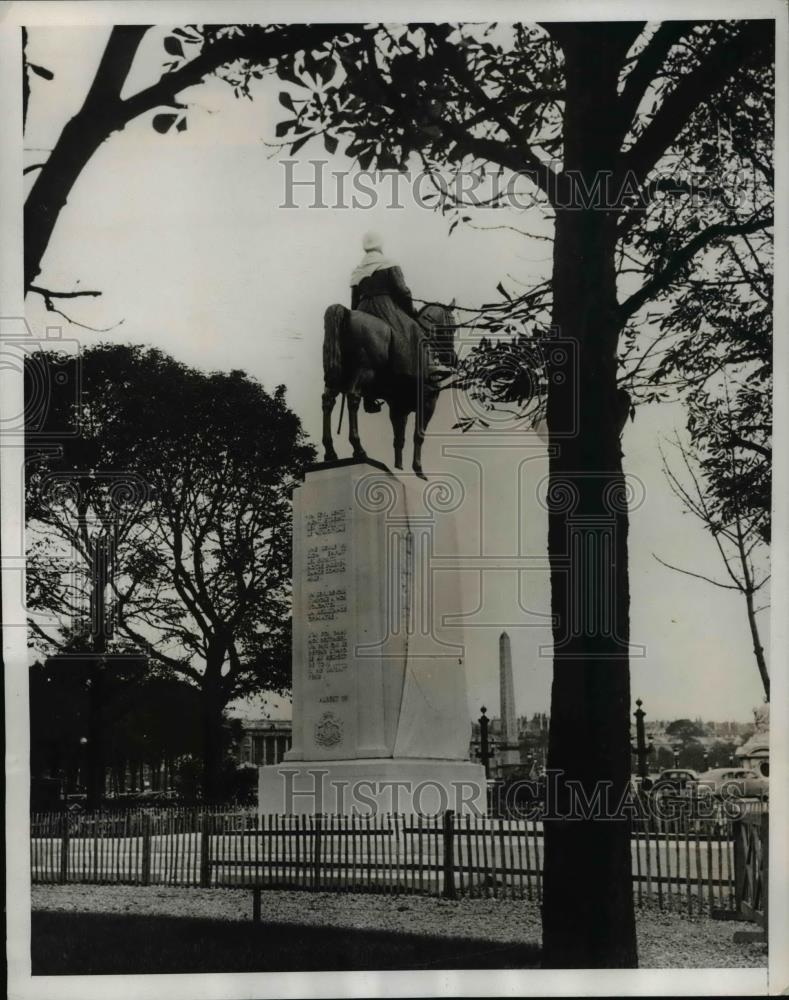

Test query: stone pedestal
[259,459,486,815]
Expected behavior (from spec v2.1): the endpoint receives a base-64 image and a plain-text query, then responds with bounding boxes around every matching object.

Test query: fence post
[200,810,211,887]
[761,812,769,931]
[93,812,100,883]
[141,813,152,886]
[733,817,745,910]
[60,812,69,883]
[313,814,323,890]
[442,810,456,899]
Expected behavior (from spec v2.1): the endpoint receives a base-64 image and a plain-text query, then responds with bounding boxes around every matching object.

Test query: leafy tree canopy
[26,343,315,797]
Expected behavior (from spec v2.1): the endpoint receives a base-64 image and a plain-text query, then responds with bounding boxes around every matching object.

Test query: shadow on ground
[32,911,541,974]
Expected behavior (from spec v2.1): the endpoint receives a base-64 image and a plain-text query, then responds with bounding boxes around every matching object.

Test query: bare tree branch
[652,552,742,589]
[619,212,773,320]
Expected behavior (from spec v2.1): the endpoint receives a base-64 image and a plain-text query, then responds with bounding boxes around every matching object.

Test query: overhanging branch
[119,24,346,125]
[621,20,773,185]
[618,212,773,320]
[616,23,694,141]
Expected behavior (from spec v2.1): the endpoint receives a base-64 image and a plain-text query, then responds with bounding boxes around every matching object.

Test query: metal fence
[31,806,753,913]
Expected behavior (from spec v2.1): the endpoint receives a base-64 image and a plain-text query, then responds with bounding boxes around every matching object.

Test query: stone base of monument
[262,458,486,817]
[258,758,488,816]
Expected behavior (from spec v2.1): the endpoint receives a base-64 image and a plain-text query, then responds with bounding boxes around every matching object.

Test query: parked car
[651,768,699,793]
[696,767,768,799]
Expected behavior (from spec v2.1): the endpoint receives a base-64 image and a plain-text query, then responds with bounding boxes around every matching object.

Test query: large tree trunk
[86,538,109,810]
[85,657,105,809]
[540,25,638,969]
[24,115,107,291]
[24,26,147,291]
[201,668,226,803]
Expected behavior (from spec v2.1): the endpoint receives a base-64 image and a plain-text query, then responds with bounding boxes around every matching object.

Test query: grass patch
[32,910,540,974]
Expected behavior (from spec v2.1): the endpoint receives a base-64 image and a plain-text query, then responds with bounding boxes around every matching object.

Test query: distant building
[239,719,292,766]
[707,720,741,737]
[518,712,549,738]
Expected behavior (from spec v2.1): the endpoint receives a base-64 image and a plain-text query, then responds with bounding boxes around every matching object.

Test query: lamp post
[631,699,650,782]
[672,744,681,769]
[78,736,88,796]
[478,707,496,779]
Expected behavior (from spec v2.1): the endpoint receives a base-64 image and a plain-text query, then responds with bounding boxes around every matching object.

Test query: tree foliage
[26,344,315,797]
[29,656,202,790]
[665,718,706,739]
[262,21,773,410]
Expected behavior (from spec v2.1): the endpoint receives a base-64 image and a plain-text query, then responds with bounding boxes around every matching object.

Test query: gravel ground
[32,884,767,969]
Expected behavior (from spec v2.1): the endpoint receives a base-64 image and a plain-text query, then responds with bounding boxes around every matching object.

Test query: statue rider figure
[350,231,448,412]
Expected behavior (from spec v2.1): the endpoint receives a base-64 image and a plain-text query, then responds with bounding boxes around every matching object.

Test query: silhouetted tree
[29,655,202,803]
[23,24,342,303]
[26,344,314,800]
[657,429,770,699]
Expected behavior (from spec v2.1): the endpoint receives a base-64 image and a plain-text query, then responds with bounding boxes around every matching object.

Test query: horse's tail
[323,303,346,388]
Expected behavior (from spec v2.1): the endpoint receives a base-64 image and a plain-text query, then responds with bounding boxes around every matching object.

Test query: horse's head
[419,298,458,369]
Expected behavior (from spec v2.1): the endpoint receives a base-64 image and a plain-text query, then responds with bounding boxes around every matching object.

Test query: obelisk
[498,631,521,772]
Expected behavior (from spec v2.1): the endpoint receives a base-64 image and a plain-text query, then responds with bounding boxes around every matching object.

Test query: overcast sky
[23,25,770,724]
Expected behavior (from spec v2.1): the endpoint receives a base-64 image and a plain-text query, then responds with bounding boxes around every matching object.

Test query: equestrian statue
[322,231,457,478]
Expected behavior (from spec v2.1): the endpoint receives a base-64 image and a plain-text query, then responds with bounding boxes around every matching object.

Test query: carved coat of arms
[315,711,343,748]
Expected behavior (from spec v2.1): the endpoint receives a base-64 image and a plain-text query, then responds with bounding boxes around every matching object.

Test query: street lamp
[76,737,88,797]
[478,705,496,778]
[477,707,497,779]
[672,744,681,768]
[631,699,650,783]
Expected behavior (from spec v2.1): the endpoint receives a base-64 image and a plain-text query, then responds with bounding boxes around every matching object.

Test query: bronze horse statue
[321,301,456,477]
